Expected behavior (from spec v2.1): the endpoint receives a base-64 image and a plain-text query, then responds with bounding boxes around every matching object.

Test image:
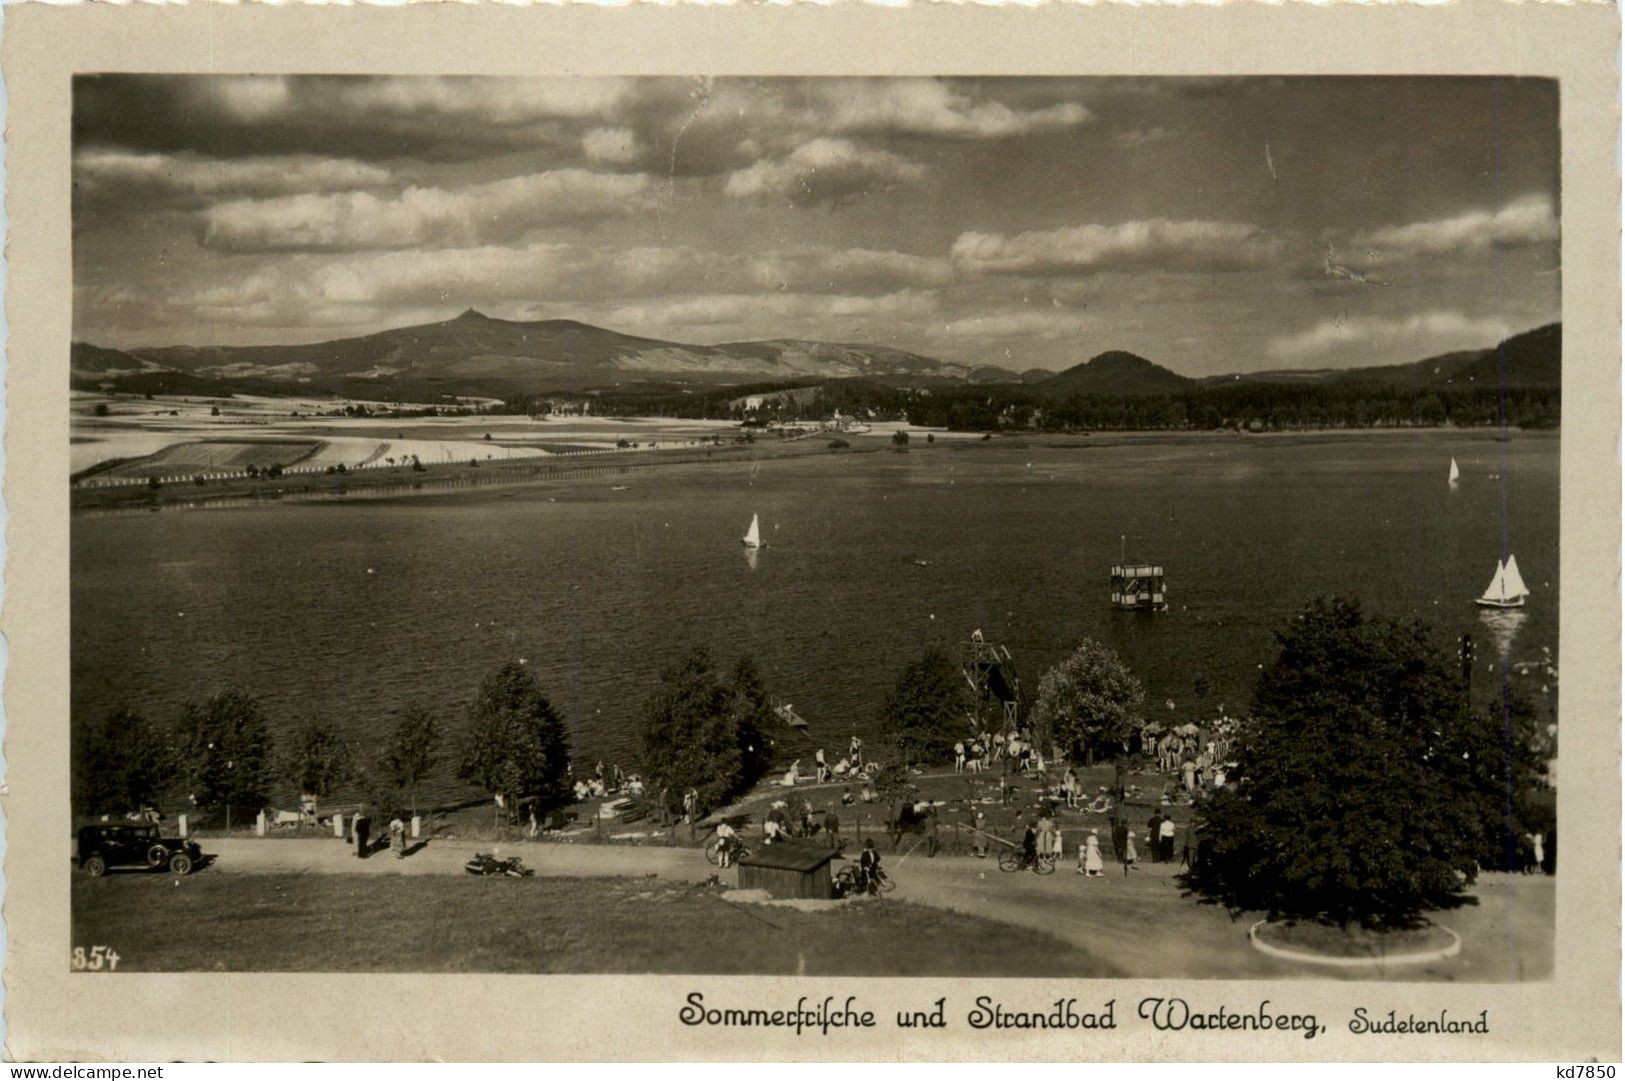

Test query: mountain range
[72,311,1560,403]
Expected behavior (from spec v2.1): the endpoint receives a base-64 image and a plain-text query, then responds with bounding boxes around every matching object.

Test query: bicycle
[834,863,896,897]
[997,848,1055,875]
[703,834,750,868]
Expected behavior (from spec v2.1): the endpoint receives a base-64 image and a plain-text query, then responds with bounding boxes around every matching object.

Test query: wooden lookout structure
[737,843,839,899]
[1111,562,1167,611]
[961,629,1021,730]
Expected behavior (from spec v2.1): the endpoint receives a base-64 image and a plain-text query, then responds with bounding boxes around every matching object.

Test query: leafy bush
[457,661,571,814]
[879,645,971,766]
[639,647,773,819]
[1031,639,1144,763]
[278,718,353,806]
[171,688,276,813]
[76,708,174,815]
[379,705,443,817]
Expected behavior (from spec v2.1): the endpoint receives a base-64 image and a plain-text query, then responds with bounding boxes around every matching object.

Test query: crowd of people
[569,760,645,805]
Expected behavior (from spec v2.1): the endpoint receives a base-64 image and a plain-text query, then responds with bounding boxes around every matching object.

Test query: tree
[380,705,443,817]
[76,708,174,815]
[726,654,775,789]
[171,689,276,815]
[457,661,571,815]
[879,645,971,766]
[1184,597,1536,929]
[639,646,769,818]
[278,718,352,810]
[1030,639,1145,763]
[1450,687,1547,872]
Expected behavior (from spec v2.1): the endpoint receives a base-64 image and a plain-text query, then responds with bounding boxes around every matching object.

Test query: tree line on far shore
[76,596,1551,930]
[507,378,1560,434]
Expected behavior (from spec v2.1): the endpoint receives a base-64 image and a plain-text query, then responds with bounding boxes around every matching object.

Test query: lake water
[72,432,1559,806]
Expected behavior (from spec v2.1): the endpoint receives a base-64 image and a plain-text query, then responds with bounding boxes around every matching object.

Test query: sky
[72,76,1560,375]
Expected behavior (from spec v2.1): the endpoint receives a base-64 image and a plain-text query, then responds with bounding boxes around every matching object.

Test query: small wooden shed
[737,843,839,900]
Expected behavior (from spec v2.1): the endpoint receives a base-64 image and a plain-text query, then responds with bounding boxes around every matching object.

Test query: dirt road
[195,835,1552,980]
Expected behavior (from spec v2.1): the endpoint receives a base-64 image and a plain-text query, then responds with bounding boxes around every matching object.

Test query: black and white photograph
[64,72,1567,984]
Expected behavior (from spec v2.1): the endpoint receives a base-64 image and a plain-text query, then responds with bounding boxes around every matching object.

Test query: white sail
[742,513,762,548]
[1501,553,1530,599]
[1479,560,1508,603]
[1448,457,1460,484]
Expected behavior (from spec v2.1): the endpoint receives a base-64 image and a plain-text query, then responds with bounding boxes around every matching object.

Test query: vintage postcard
[3,0,1619,1063]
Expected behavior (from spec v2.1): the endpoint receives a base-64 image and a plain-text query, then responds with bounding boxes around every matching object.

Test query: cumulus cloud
[1267,310,1512,361]
[935,309,1091,339]
[74,149,394,203]
[134,242,954,338]
[802,79,1091,139]
[590,289,939,334]
[582,127,641,166]
[724,139,926,207]
[209,76,294,122]
[951,219,1279,276]
[1357,194,1558,261]
[334,77,635,126]
[198,170,655,253]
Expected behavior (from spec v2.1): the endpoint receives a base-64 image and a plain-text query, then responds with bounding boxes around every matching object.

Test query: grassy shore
[70,434,854,513]
[72,871,1115,975]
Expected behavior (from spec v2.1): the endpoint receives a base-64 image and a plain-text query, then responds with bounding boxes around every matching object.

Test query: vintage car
[76,822,202,876]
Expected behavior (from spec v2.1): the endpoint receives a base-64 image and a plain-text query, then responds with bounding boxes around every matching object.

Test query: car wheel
[168,852,194,875]
[83,855,107,877]
[146,844,169,868]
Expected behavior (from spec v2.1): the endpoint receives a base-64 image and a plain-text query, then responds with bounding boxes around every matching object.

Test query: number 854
[71,946,121,971]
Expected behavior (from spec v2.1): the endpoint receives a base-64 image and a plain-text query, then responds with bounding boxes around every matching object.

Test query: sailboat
[1448,458,1460,487]
[741,513,765,549]
[1476,554,1530,609]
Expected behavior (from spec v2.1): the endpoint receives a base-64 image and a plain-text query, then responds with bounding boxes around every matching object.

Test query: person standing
[972,810,988,859]
[1111,816,1129,869]
[1147,811,1164,863]
[815,747,828,783]
[353,807,371,859]
[1082,830,1104,876]
[1036,812,1057,862]
[849,734,863,769]
[953,740,966,773]
[823,807,841,850]
[924,810,939,858]
[1160,815,1177,863]
[714,820,738,867]
[390,816,406,859]
[858,838,882,892]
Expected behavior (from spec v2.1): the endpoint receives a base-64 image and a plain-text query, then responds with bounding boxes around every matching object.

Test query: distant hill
[75,310,1011,400]
[714,338,978,382]
[1036,350,1193,396]
[1207,324,1561,391]
[72,312,1560,405]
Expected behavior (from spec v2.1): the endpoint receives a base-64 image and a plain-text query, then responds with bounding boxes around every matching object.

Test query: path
[196,836,1552,981]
